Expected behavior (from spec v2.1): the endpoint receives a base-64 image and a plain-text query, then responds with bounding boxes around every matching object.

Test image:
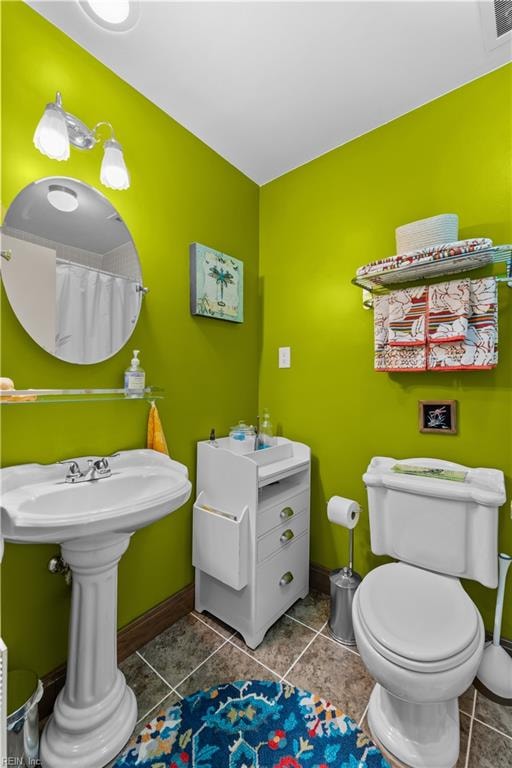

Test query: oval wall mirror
[1,176,143,365]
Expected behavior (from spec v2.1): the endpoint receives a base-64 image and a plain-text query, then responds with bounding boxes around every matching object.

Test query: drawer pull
[279,571,294,587]
[280,506,294,520]
[280,529,294,544]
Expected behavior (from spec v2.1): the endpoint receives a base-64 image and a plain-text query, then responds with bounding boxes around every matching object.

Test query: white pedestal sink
[1,449,192,768]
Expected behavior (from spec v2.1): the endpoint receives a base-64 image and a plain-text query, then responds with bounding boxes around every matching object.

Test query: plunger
[476,553,512,701]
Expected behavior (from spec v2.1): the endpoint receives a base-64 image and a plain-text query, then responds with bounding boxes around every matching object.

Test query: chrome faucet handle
[59,460,83,482]
[88,457,112,476]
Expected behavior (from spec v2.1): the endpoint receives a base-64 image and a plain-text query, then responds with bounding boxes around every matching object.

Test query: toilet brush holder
[328,528,362,646]
[476,553,512,704]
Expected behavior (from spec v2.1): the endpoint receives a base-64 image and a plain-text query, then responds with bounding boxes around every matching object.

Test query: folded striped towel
[427,278,470,343]
[428,278,498,371]
[388,286,427,346]
[374,292,427,371]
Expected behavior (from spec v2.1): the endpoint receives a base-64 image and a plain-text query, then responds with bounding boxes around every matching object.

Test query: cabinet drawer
[257,511,308,563]
[256,533,309,623]
[257,490,309,537]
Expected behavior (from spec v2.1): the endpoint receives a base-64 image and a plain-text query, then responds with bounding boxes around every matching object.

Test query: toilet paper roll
[327,496,360,529]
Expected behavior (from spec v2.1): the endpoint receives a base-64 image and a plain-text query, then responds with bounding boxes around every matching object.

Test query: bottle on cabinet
[259,408,275,449]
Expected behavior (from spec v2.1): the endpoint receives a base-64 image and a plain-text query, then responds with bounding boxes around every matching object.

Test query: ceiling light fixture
[33,92,130,191]
[79,1,140,32]
[47,184,79,212]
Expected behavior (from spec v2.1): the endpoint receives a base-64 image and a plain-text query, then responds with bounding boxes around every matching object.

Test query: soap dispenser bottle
[124,350,145,398]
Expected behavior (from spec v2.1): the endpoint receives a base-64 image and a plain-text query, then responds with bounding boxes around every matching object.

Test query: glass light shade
[100,139,130,190]
[47,185,79,212]
[33,103,70,161]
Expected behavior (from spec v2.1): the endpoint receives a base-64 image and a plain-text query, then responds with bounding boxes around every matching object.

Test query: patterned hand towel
[381,345,427,372]
[374,293,427,371]
[428,277,498,371]
[427,278,470,343]
[373,295,389,371]
[388,286,427,346]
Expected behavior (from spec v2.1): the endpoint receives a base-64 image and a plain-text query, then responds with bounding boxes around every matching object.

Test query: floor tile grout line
[284,612,324,633]
[463,688,477,768]
[135,650,176,692]
[224,636,284,680]
[320,627,361,657]
[280,621,328,682]
[136,689,178,726]
[192,612,234,640]
[472,715,512,742]
[173,637,231,691]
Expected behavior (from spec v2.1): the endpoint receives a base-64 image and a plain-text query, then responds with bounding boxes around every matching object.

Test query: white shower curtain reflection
[56,262,140,364]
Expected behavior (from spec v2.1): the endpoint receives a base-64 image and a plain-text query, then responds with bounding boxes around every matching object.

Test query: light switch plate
[279,347,291,368]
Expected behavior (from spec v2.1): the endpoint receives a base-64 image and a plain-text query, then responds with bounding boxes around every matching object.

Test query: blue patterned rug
[113,680,390,767]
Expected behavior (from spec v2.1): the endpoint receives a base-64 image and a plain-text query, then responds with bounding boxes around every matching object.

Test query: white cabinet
[193,437,311,648]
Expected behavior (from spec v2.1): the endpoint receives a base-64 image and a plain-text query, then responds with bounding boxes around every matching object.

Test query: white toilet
[353,456,506,768]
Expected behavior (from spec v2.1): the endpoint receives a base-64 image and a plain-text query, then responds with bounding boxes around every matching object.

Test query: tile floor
[109,591,512,767]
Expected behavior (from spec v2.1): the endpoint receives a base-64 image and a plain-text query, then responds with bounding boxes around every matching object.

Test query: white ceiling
[27,1,511,185]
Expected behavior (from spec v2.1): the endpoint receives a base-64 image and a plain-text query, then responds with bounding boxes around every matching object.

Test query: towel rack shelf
[352,244,512,295]
[0,387,164,405]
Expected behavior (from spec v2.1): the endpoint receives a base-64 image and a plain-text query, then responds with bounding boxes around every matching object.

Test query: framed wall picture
[419,400,457,434]
[190,243,244,323]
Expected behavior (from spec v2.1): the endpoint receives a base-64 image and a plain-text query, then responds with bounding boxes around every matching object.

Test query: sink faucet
[84,457,112,481]
[60,456,115,484]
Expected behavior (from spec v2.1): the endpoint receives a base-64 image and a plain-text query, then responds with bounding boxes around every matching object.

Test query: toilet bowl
[353,562,485,768]
[355,456,505,767]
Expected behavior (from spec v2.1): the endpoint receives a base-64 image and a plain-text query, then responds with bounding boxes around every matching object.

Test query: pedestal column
[41,533,137,768]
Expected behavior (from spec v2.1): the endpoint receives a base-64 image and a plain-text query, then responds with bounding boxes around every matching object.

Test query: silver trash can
[328,566,362,645]
[7,669,44,767]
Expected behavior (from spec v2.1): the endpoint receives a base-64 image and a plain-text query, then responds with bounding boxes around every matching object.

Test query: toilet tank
[364,457,506,588]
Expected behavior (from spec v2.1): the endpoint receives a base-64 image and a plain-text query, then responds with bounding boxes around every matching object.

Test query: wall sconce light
[33,92,130,190]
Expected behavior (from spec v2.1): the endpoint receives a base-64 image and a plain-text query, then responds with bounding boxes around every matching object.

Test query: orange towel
[0,378,38,401]
[147,401,169,455]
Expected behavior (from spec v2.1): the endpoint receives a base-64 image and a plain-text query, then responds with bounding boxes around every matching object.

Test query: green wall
[1,2,259,676]
[259,64,512,638]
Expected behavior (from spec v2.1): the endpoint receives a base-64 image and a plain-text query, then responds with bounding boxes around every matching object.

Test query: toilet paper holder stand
[328,523,362,646]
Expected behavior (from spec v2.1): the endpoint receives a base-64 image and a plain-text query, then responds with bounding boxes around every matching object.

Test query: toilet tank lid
[364,457,505,507]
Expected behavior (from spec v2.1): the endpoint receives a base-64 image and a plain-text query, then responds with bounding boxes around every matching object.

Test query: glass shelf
[0,387,164,405]
[352,244,512,294]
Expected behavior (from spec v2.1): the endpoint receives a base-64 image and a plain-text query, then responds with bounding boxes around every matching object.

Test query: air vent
[495,0,512,37]
[481,0,512,51]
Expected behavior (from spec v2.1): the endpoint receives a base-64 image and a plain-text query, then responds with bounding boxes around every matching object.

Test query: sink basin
[1,449,191,542]
[0,449,191,768]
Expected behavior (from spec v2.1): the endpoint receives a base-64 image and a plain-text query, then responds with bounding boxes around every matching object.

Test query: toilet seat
[356,562,481,674]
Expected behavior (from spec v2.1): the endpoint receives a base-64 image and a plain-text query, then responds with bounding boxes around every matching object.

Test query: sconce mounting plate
[64,112,97,151]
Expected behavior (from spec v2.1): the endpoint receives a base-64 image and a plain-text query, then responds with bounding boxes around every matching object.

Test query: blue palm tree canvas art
[190,243,244,323]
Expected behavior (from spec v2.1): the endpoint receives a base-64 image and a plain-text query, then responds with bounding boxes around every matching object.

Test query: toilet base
[367,684,459,768]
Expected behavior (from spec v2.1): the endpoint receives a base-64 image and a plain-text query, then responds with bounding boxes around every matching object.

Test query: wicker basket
[395,214,458,254]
